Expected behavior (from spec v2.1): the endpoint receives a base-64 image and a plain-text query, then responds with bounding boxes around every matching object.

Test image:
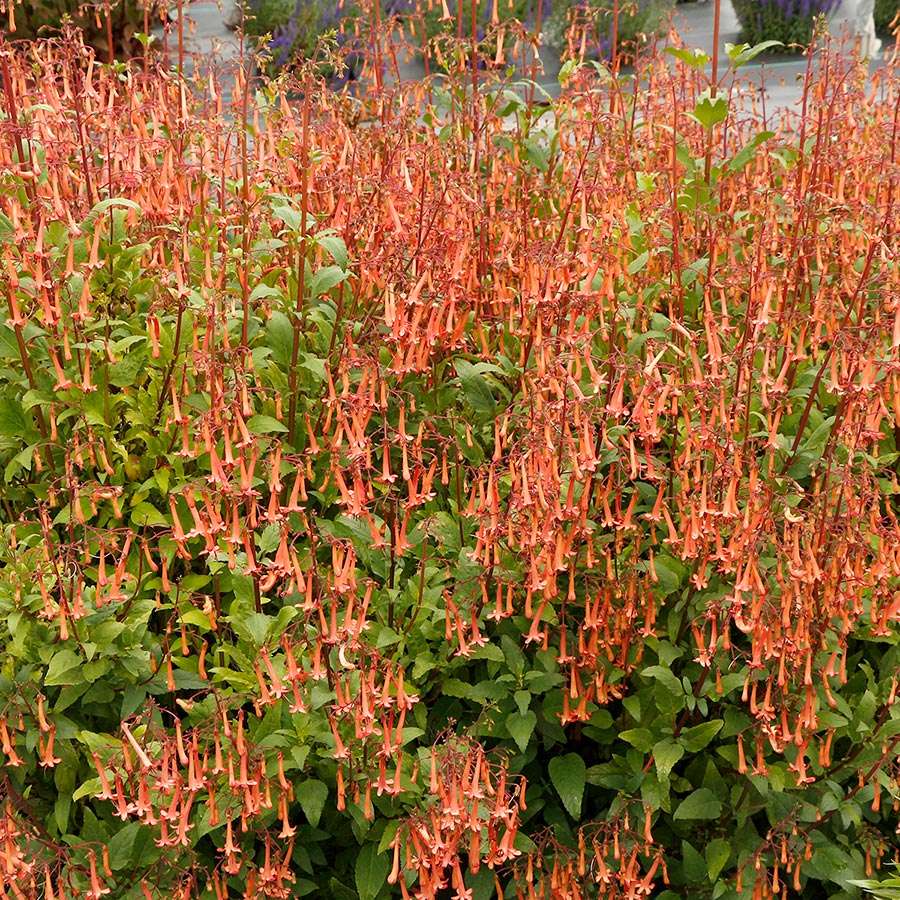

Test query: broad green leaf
[506,710,537,752]
[316,233,349,270]
[246,415,289,434]
[706,838,730,880]
[643,665,683,696]
[265,311,294,368]
[297,779,328,827]
[108,822,141,870]
[628,250,650,275]
[355,843,389,900]
[679,720,723,751]
[0,397,27,436]
[725,40,783,67]
[690,92,729,129]
[653,739,684,780]
[455,359,496,414]
[682,839,706,882]
[674,787,722,820]
[72,776,103,802]
[309,265,347,299]
[45,649,83,686]
[666,47,710,69]
[83,197,142,225]
[548,753,586,820]
[620,728,654,752]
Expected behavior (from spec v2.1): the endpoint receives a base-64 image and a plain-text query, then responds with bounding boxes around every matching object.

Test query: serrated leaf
[620,728,654,752]
[654,739,684,779]
[548,753,586,820]
[690,91,729,129]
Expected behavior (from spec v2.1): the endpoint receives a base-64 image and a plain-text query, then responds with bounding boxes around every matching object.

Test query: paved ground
[154,0,889,117]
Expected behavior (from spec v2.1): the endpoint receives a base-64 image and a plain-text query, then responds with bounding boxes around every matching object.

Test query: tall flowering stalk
[0,13,897,900]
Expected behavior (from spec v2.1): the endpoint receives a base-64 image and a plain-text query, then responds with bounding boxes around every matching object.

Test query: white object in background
[829,0,882,58]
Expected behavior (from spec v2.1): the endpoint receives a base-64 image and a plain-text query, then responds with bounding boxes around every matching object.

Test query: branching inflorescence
[0,12,897,900]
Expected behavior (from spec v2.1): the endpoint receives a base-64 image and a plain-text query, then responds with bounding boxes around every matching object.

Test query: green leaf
[620,728,654,752]
[727,131,775,173]
[725,40,783,67]
[682,839,706,882]
[130,502,168,528]
[45,649,83,686]
[246,415,289,434]
[265,311,294,368]
[558,58,579,86]
[309,265,347,299]
[506,710,537,753]
[643,665,683,696]
[72,777,103,802]
[108,822,141,870]
[666,47,711,69]
[679,720,723,751]
[627,250,650,275]
[674,787,722,820]
[455,360,496,414]
[0,397,27,436]
[315,233,349,270]
[652,555,685,596]
[706,838,730,881]
[296,779,328,827]
[355,843,389,900]
[690,91,729,129]
[653,739,684,779]
[83,197,142,225]
[548,753,586,820]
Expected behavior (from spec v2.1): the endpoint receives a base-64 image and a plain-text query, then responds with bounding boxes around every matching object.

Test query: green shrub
[545,0,674,60]
[2,0,154,58]
[875,0,898,31]
[732,0,837,47]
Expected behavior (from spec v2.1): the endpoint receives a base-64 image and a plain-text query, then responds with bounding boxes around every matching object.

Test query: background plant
[732,0,839,47]
[874,0,898,32]
[545,0,674,63]
[0,0,159,59]
[0,12,898,900]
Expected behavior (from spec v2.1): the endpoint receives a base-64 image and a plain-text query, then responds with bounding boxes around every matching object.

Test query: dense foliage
[0,0,156,59]
[732,0,838,47]
[0,15,898,900]
[240,0,670,71]
[545,0,674,63]
[875,0,898,32]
